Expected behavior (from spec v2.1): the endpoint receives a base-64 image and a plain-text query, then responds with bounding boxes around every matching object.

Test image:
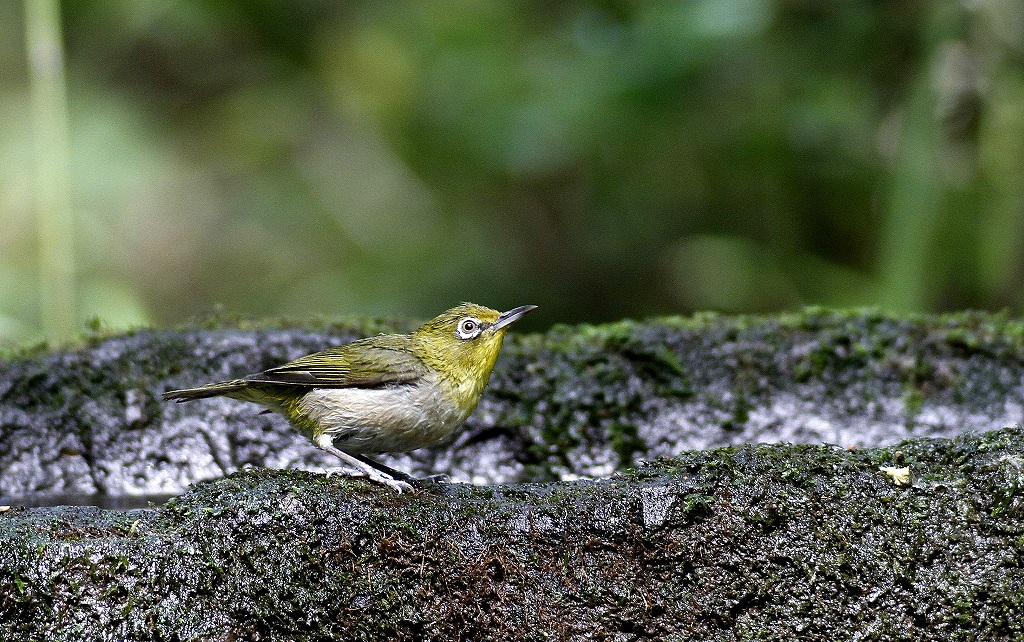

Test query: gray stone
[4,310,1024,502]
[2,429,1024,640]
[5,310,1024,639]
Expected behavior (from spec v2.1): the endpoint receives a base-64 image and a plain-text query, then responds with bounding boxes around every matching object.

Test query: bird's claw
[324,467,414,493]
[363,472,413,493]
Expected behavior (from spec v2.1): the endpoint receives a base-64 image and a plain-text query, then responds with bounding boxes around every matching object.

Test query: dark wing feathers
[244,337,427,389]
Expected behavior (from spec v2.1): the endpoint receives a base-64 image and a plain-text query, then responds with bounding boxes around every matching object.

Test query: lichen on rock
[5,309,1024,501]
[3,428,1024,640]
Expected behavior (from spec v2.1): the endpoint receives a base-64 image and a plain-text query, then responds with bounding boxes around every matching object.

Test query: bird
[162,303,536,492]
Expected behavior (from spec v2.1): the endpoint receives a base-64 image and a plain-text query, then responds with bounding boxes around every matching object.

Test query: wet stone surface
[4,310,1024,640]
[3,309,1024,502]
[3,429,1024,640]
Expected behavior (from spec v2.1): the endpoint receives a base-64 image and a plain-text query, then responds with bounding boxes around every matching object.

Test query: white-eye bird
[163,303,536,492]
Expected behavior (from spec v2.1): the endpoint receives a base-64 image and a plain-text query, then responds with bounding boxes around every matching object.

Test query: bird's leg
[351,454,450,483]
[350,454,414,481]
[319,443,414,493]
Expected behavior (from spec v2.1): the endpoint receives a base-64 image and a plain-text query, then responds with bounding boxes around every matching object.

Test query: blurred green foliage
[3,0,1024,346]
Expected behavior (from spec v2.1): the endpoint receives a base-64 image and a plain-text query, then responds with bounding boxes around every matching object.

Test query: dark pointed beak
[491,305,538,331]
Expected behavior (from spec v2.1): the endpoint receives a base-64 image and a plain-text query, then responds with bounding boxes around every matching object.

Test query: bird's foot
[366,470,415,493]
[324,467,414,493]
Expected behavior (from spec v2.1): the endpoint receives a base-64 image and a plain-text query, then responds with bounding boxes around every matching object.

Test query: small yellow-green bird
[163,303,536,492]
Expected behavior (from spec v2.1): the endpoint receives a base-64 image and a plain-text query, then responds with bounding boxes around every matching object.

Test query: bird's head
[412,302,536,407]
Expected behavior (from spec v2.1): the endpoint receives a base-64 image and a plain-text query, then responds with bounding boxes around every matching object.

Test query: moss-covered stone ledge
[3,428,1024,641]
[4,309,1024,502]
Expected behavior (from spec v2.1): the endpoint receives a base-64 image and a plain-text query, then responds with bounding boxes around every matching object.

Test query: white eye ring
[456,317,483,340]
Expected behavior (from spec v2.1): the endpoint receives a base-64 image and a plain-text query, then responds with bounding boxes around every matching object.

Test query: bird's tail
[162,380,251,403]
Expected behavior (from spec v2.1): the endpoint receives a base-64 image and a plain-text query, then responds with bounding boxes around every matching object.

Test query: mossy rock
[4,309,1024,639]
[3,309,1024,502]
[2,428,1024,640]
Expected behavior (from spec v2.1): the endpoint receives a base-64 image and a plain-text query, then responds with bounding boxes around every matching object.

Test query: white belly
[295,381,470,454]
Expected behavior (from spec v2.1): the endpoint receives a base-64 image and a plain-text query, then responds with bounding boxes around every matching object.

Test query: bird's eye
[456,317,482,339]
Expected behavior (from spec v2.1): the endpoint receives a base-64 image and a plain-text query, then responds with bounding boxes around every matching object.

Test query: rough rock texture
[4,310,1024,640]
[3,428,1024,641]
[4,310,1024,503]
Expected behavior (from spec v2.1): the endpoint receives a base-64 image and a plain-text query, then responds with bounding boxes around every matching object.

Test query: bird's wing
[245,336,428,388]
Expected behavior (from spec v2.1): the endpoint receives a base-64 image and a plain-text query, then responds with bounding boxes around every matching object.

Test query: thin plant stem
[25,0,75,341]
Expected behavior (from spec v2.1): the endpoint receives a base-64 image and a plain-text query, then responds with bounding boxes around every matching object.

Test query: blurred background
[3,0,1024,347]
